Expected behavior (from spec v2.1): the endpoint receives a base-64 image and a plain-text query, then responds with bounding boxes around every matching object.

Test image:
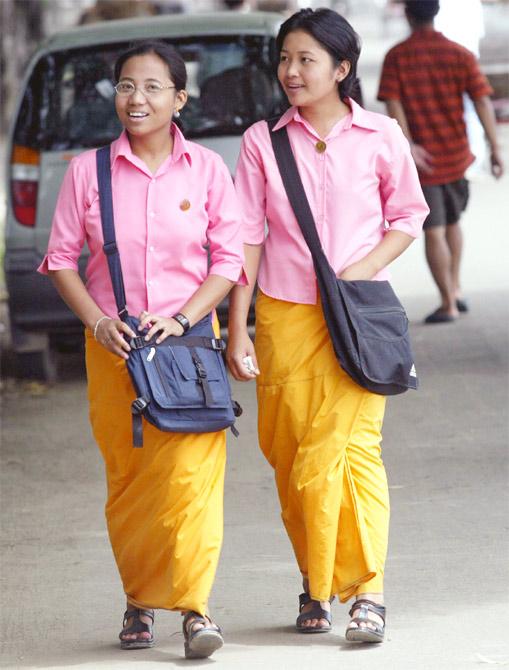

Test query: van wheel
[15,348,58,383]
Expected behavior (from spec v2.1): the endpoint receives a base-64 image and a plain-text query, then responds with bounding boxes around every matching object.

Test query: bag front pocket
[356,306,409,341]
[140,344,230,409]
[336,280,416,388]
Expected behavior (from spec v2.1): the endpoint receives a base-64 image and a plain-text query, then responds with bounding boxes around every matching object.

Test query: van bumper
[4,248,83,347]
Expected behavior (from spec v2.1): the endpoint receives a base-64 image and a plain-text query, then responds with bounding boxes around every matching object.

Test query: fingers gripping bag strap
[96,146,128,321]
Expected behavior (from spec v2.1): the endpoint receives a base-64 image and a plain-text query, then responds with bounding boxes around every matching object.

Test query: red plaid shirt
[377,28,493,186]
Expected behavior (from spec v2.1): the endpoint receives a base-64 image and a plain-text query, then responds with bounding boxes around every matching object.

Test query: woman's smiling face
[278,29,350,108]
[114,52,184,138]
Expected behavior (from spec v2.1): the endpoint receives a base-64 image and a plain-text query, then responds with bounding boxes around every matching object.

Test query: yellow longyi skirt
[85,329,225,616]
[255,292,389,603]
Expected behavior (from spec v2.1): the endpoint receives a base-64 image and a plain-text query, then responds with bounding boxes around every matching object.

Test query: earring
[174,109,181,118]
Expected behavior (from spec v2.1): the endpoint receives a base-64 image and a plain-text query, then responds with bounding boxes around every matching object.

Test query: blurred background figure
[78,0,158,24]
[378,0,504,325]
[222,0,251,10]
[435,0,488,178]
[256,0,295,13]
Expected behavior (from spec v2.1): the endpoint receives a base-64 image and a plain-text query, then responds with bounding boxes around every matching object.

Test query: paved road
[1,286,508,670]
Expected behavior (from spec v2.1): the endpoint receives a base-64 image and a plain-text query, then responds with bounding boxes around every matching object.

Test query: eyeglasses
[114,81,176,97]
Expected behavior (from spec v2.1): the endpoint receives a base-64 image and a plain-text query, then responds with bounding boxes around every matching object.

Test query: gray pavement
[1,288,508,670]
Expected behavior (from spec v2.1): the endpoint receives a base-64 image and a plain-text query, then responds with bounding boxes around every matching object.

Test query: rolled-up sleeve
[464,51,493,100]
[37,157,86,275]
[234,127,267,245]
[206,156,247,285]
[379,121,429,238]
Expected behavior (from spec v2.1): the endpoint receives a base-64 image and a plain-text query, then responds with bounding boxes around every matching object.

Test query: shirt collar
[111,123,192,168]
[271,98,379,135]
[410,27,442,41]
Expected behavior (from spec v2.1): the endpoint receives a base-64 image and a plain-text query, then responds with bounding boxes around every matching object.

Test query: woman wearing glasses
[38,41,245,659]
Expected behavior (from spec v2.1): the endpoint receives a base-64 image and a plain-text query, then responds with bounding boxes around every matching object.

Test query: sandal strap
[348,600,386,624]
[123,608,154,625]
[298,592,312,611]
[299,592,334,611]
[296,600,332,627]
[182,611,221,641]
[120,608,154,639]
[348,616,384,636]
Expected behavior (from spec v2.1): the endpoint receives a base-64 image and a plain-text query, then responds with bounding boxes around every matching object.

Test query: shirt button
[149,212,155,218]
[149,246,154,252]
[315,140,327,153]
[148,280,153,287]
[151,179,156,184]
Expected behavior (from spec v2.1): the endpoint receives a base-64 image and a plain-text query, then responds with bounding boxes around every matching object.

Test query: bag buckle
[191,353,207,378]
[211,338,225,351]
[131,396,149,414]
[130,336,146,350]
[103,241,118,256]
[195,362,207,379]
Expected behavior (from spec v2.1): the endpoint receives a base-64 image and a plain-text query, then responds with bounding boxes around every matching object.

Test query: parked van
[4,11,284,379]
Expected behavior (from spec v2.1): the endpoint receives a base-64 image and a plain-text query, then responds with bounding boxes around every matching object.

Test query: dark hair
[276,8,362,104]
[405,1,439,22]
[114,40,187,90]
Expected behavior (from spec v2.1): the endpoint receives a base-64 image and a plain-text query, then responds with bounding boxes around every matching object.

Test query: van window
[14,35,285,151]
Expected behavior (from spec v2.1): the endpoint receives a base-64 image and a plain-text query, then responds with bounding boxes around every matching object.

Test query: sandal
[424,309,456,324]
[345,599,385,643]
[119,608,155,650]
[295,592,332,634]
[456,298,469,313]
[182,611,224,659]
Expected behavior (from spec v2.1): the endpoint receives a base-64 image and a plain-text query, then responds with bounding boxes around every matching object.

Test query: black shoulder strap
[266,118,337,292]
[96,145,128,320]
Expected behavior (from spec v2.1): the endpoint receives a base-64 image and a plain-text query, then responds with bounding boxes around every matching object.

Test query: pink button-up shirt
[234,99,429,304]
[38,125,246,318]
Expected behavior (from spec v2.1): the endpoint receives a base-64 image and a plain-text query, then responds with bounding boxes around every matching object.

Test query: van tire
[15,348,58,383]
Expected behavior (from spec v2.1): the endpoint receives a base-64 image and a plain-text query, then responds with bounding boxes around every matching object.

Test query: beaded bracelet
[93,315,112,340]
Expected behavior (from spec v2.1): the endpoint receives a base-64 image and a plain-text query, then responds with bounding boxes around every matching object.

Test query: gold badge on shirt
[180,199,191,211]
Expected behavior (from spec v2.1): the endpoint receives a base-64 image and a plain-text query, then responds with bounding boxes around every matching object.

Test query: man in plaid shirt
[378,0,503,323]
